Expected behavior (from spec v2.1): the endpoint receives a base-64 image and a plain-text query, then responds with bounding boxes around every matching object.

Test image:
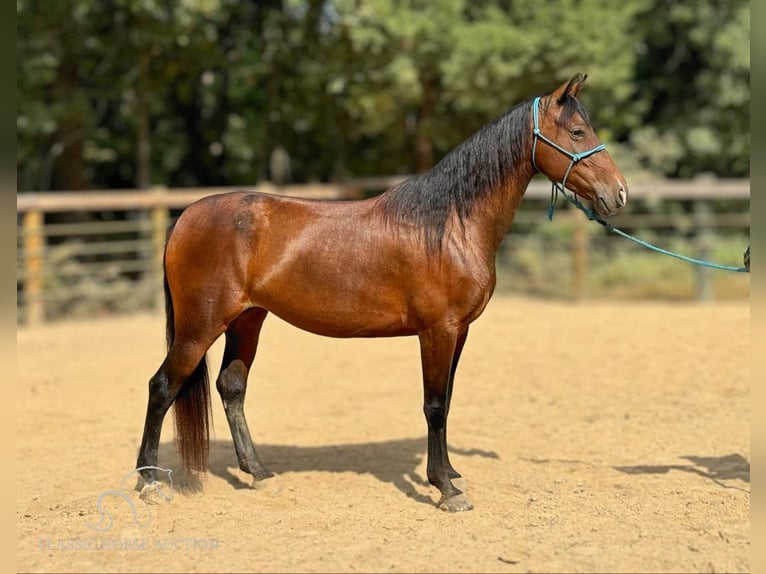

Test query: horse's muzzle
[594,181,628,217]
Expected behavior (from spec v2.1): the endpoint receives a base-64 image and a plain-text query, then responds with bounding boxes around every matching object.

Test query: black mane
[378,99,532,253]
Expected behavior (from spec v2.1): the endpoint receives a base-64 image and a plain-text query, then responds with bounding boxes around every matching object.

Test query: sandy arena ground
[17,296,749,573]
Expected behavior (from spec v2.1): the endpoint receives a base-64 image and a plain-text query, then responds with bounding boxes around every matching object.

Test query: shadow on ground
[158,438,499,506]
[613,453,749,489]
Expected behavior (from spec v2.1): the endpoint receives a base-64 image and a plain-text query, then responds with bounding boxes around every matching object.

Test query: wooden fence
[16,178,749,325]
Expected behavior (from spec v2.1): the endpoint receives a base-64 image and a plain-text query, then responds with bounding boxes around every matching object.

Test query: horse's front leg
[444,327,468,479]
[418,324,473,512]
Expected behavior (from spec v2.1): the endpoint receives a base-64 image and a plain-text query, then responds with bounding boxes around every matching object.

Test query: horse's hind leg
[136,336,214,487]
[215,307,274,481]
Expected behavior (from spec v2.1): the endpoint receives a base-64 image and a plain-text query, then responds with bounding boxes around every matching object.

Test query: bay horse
[136,73,628,511]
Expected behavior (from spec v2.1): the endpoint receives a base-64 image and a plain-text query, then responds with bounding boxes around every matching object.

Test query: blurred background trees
[17,0,750,192]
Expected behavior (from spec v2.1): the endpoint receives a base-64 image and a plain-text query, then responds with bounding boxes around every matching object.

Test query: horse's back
[168,190,364,261]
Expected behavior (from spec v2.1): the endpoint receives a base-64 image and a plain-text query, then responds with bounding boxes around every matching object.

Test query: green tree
[629,0,750,178]
[16,0,750,192]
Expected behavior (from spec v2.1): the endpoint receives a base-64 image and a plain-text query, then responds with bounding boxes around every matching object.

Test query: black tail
[163,232,211,472]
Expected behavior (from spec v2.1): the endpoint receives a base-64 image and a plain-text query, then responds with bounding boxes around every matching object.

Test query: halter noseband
[531,96,607,219]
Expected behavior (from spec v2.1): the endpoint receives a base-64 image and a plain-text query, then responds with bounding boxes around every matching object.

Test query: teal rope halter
[531,97,749,274]
[531,96,606,221]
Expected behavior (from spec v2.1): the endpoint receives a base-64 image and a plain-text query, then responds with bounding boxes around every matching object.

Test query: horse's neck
[464,170,534,255]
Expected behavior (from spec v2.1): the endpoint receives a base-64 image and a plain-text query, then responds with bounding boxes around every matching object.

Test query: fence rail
[17,178,750,324]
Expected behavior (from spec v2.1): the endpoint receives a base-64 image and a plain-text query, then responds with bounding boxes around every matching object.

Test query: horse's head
[532,73,628,217]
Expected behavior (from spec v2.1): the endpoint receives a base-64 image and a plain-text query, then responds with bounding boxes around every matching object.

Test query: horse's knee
[423,398,446,429]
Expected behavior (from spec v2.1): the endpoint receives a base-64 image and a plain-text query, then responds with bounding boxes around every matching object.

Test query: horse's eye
[571,128,585,139]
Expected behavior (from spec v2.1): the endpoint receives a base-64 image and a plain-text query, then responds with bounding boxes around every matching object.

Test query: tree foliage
[17,0,750,191]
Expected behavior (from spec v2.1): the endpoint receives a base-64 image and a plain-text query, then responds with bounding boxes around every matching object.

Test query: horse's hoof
[139,481,173,505]
[438,493,474,512]
[251,468,275,481]
[251,475,281,494]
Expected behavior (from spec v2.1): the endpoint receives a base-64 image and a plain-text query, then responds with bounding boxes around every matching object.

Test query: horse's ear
[551,73,588,104]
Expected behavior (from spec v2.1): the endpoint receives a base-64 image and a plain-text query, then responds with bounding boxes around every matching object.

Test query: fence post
[22,209,44,325]
[151,190,169,311]
[571,214,589,301]
[694,201,714,302]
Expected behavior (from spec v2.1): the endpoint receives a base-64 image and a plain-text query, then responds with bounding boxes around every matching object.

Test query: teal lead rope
[547,182,750,273]
[547,184,560,221]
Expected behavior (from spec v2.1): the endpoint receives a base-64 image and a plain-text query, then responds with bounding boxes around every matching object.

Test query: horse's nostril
[616,186,627,208]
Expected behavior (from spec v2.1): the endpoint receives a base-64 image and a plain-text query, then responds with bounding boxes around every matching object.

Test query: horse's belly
[250,267,418,338]
[265,299,416,338]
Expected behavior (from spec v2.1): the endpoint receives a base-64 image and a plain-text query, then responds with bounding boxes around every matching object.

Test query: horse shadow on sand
[613,453,749,491]
[157,438,499,507]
